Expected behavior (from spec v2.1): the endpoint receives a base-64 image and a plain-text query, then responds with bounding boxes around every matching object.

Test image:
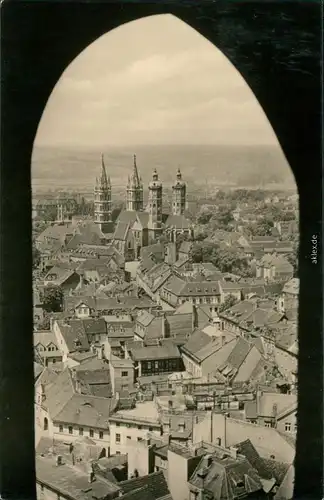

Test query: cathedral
[94,154,193,260]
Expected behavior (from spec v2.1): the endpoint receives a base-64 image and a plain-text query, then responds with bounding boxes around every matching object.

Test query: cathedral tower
[172,168,186,216]
[148,168,163,241]
[126,154,144,211]
[94,154,112,232]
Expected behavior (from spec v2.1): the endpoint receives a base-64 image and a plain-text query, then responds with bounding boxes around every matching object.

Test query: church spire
[94,153,112,231]
[100,153,109,189]
[133,154,139,182]
[126,154,144,211]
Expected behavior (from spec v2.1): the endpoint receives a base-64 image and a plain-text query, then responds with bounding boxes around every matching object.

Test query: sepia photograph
[31,14,300,500]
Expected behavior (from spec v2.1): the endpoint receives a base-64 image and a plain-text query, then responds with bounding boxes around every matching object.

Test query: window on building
[137,437,143,442]
[68,426,73,434]
[59,425,63,433]
[127,436,131,440]
[265,422,272,428]
[138,425,142,430]
[116,433,121,443]
[294,424,297,432]
[285,422,291,432]
[116,451,120,455]
[79,427,83,436]
[99,431,104,439]
[89,429,94,438]
[121,371,128,377]
[116,422,120,427]
[149,427,153,432]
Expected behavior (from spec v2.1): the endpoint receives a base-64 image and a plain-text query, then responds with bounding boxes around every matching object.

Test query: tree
[246,217,274,237]
[197,208,213,225]
[191,241,253,277]
[213,206,235,230]
[42,285,64,313]
[42,205,57,221]
[219,294,239,313]
[32,244,41,269]
[37,313,51,330]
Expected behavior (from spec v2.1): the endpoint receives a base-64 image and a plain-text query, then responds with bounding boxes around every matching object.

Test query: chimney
[56,455,63,466]
[192,304,198,331]
[205,454,213,467]
[221,335,226,346]
[272,403,278,418]
[230,446,238,459]
[89,471,95,483]
[168,399,173,410]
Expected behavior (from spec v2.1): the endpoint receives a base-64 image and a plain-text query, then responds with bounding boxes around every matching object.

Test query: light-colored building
[109,401,162,455]
[34,331,63,368]
[245,392,297,434]
[192,412,295,464]
[109,356,135,395]
[35,368,117,456]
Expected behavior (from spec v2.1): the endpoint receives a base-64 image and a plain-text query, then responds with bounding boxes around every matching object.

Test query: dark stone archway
[0,2,322,500]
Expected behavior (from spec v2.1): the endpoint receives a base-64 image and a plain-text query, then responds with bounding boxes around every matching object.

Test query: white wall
[52,423,110,454]
[109,421,161,455]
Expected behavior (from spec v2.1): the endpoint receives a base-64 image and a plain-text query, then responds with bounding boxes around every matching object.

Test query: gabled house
[273,220,298,237]
[64,294,161,317]
[181,324,236,379]
[160,276,222,308]
[126,339,183,379]
[219,299,286,339]
[37,368,118,454]
[273,323,298,386]
[53,318,107,364]
[244,392,297,434]
[188,448,266,500]
[278,278,299,312]
[136,262,174,303]
[104,315,134,360]
[44,265,80,293]
[256,255,293,282]
[34,330,63,367]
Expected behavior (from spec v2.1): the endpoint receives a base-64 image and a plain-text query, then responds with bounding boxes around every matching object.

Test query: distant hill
[31,144,296,194]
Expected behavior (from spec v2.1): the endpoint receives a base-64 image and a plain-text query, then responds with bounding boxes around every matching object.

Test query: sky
[34,14,281,149]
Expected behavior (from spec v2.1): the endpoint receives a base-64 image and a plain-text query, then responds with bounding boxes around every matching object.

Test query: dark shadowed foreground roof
[119,486,156,500]
[119,471,170,500]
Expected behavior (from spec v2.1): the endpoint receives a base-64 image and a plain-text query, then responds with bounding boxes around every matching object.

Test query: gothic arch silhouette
[1,3,321,500]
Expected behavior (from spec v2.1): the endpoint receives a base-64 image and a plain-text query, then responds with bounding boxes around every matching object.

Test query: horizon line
[33,142,280,151]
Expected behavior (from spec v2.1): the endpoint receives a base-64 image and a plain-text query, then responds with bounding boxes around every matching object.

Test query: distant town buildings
[33,155,299,500]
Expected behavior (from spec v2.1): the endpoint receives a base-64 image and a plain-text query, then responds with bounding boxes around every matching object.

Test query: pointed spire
[132,153,140,186]
[100,153,109,189]
[177,168,182,180]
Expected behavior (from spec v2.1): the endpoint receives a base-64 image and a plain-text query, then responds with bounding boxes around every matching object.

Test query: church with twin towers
[94,154,192,260]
